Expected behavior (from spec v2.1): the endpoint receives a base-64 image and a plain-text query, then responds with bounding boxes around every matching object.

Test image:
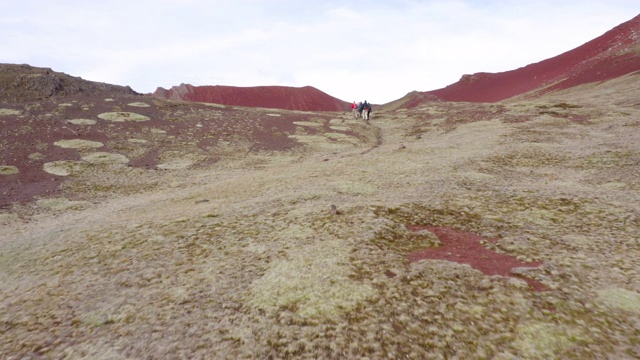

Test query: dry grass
[1,75,639,358]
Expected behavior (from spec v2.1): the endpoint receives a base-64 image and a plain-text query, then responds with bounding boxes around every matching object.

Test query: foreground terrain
[1,71,639,358]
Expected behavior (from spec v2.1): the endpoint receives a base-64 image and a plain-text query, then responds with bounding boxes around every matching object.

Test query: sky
[1,1,639,104]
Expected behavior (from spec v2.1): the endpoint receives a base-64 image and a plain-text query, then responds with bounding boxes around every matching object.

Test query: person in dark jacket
[360,100,371,121]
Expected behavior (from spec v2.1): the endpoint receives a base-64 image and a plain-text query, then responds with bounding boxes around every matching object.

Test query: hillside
[1,56,640,358]
[394,14,640,106]
[0,65,368,208]
[0,63,138,102]
[2,13,640,357]
[153,83,350,111]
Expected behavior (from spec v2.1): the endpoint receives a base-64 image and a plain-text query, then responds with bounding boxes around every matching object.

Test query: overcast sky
[1,1,639,103]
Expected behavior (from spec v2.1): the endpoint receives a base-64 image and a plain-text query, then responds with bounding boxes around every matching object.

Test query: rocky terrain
[1,15,640,360]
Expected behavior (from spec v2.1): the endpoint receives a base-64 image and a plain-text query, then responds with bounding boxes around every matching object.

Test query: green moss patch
[98,112,150,122]
[288,134,327,144]
[68,119,97,125]
[127,102,151,108]
[325,132,349,139]
[0,108,21,116]
[43,160,85,176]
[487,147,567,168]
[36,198,91,211]
[0,165,19,175]
[54,139,104,149]
[514,322,587,358]
[0,212,19,225]
[157,159,195,170]
[330,180,376,195]
[372,223,441,253]
[596,288,640,313]
[156,152,204,170]
[250,240,374,318]
[81,152,129,164]
[28,153,46,160]
[573,150,637,169]
[293,121,323,127]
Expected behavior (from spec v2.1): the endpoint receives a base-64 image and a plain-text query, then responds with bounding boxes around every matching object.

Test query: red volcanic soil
[412,14,640,104]
[154,83,350,112]
[407,226,546,291]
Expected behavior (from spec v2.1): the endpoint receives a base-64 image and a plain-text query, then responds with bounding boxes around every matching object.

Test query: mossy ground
[1,77,639,358]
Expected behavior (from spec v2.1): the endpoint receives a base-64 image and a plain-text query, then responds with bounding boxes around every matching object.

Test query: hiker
[366,103,372,120]
[361,100,371,120]
[357,101,364,118]
[351,101,359,119]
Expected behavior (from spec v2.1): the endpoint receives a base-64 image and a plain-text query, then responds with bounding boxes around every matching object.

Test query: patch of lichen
[371,224,441,253]
[0,165,19,175]
[486,148,568,168]
[571,150,638,169]
[61,167,161,198]
[371,203,492,234]
[537,102,583,110]
[492,194,638,238]
[368,194,639,261]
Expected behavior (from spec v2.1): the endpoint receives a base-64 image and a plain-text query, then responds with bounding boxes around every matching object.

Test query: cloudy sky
[1,1,639,103]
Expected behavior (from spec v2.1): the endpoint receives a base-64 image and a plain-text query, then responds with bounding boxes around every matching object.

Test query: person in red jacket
[351,101,359,119]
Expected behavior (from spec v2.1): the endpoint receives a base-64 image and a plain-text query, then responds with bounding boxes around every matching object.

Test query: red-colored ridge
[412,14,640,104]
[153,83,349,112]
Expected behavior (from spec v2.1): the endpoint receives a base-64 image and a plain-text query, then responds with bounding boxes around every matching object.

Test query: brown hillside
[0,63,138,102]
[153,83,350,112]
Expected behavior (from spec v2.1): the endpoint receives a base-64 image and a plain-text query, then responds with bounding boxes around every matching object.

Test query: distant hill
[396,14,640,106]
[0,63,138,102]
[153,83,350,112]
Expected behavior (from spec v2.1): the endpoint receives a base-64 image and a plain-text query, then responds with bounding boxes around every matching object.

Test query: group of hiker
[351,100,372,121]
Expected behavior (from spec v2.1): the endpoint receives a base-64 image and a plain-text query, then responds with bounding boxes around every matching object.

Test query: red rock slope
[413,14,640,104]
[153,83,349,112]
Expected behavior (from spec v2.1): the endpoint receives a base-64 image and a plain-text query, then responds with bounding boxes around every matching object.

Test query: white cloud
[1,1,638,103]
